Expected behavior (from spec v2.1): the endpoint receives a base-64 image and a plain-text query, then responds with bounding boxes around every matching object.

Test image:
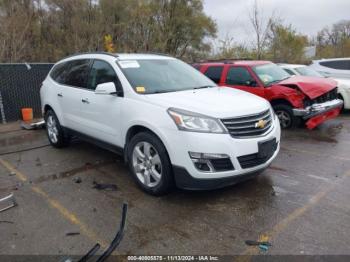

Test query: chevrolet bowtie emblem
[255,119,267,129]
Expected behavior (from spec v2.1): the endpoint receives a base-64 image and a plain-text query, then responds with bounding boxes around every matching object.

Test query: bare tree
[316,19,350,58]
[248,0,276,59]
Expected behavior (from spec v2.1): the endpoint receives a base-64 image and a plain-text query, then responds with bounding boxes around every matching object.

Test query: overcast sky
[203,0,350,45]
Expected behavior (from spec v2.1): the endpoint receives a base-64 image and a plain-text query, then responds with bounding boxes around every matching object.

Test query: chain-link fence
[0,63,53,123]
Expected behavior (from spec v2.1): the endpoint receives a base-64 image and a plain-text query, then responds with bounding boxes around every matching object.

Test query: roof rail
[62,51,119,60]
[199,58,253,64]
[129,52,171,57]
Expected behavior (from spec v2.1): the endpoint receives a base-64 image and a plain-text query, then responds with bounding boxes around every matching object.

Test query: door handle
[57,93,63,97]
[81,98,90,104]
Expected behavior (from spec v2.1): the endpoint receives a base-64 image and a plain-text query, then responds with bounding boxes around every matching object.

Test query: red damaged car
[194,61,343,129]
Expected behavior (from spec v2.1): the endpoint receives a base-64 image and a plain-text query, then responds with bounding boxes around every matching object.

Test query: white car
[280,63,350,110]
[309,58,350,79]
[40,52,280,195]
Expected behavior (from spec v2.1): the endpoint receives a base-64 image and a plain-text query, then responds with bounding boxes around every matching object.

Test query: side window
[283,68,296,75]
[320,60,350,70]
[64,59,91,88]
[50,62,70,84]
[204,66,223,84]
[226,67,256,86]
[87,60,122,91]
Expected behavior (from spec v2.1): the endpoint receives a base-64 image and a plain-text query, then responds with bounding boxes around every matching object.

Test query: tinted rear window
[50,59,91,88]
[64,60,91,88]
[50,62,69,84]
[320,60,350,70]
[204,66,224,83]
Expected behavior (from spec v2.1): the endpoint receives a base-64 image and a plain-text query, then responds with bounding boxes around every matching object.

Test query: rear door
[78,59,124,145]
[52,59,92,130]
[223,66,265,97]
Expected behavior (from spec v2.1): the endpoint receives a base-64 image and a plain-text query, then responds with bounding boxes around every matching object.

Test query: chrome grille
[221,109,273,138]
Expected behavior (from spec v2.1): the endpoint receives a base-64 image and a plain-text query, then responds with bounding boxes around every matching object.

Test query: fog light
[189,152,229,159]
[189,152,234,172]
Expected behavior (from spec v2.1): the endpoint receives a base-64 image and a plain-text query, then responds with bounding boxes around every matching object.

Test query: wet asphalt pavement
[0,113,350,258]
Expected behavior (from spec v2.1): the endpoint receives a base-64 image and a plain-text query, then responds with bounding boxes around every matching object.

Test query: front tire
[127,132,174,196]
[273,104,300,129]
[44,109,70,148]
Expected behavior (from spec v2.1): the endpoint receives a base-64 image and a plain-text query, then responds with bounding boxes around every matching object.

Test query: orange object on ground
[21,108,33,122]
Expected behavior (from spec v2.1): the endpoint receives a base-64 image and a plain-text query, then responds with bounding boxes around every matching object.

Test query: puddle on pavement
[32,160,115,184]
[283,121,344,144]
[0,132,44,147]
[162,174,276,212]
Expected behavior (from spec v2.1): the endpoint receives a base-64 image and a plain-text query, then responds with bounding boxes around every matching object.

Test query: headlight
[167,108,227,133]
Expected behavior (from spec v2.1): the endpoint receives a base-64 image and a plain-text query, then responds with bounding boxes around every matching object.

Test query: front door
[78,60,124,146]
[224,66,265,98]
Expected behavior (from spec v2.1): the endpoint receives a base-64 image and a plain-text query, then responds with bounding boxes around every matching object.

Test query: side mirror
[95,82,118,95]
[246,80,257,87]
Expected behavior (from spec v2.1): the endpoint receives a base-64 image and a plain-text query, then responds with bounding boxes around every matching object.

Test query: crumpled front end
[293,88,343,129]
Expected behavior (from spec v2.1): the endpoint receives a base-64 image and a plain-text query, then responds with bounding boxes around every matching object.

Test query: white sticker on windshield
[119,60,140,68]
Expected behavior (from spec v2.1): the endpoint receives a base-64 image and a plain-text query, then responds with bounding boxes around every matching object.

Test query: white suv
[40,53,281,195]
[309,58,350,79]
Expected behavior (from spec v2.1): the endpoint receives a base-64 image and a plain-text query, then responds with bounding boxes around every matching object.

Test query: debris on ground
[20,120,45,130]
[0,193,17,213]
[79,203,127,262]
[245,240,272,247]
[0,220,14,224]
[259,244,270,252]
[66,232,80,236]
[92,181,117,191]
[245,240,272,252]
[271,186,288,196]
[73,177,82,184]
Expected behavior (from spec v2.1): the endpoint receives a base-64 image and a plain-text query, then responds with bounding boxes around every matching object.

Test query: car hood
[277,76,337,99]
[142,87,270,119]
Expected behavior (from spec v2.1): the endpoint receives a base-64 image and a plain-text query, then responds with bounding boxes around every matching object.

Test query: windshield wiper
[193,85,216,90]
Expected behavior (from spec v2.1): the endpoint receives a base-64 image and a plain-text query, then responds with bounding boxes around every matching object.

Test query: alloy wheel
[276,110,292,129]
[46,115,59,143]
[132,141,162,188]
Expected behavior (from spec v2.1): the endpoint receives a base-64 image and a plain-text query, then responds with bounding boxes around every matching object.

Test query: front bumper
[162,118,281,189]
[293,99,343,129]
[173,165,268,190]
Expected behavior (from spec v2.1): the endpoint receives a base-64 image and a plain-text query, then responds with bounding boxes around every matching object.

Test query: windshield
[295,66,324,77]
[252,63,291,86]
[117,59,215,94]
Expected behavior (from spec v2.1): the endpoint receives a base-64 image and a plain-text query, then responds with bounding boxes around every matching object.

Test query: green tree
[266,21,308,63]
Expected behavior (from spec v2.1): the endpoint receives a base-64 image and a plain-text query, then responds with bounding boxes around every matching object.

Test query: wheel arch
[270,99,293,108]
[44,104,53,114]
[124,124,172,164]
[43,103,65,126]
